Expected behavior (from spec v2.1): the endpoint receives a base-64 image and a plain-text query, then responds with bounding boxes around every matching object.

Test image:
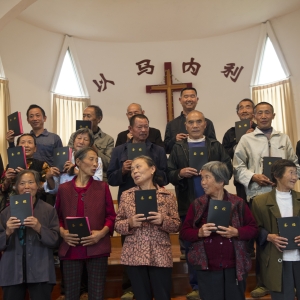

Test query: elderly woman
[180,161,258,300]
[44,128,102,194]
[252,159,300,300]
[1,134,50,206]
[55,147,116,300]
[115,155,181,300]
[0,169,59,300]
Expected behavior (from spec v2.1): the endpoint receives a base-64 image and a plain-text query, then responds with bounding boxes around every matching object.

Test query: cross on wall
[146,62,192,122]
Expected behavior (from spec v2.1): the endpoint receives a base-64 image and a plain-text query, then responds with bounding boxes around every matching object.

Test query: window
[51,36,90,146]
[0,56,6,79]
[251,21,297,148]
[54,49,84,97]
[257,37,286,85]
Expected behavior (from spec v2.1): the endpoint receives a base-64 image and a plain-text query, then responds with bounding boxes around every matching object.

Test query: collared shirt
[68,127,114,182]
[30,129,63,166]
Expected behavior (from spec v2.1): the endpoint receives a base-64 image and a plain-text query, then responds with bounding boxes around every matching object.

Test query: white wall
[1,10,300,197]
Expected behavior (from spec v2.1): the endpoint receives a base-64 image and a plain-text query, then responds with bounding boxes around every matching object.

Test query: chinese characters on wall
[92,58,244,92]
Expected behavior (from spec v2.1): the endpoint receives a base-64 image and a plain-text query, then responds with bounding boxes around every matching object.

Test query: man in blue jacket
[107,113,168,300]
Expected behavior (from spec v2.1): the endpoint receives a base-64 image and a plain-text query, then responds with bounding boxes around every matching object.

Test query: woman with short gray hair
[0,169,59,300]
[180,161,258,300]
[201,161,230,185]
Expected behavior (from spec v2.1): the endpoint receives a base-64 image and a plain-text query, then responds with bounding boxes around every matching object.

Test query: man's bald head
[185,110,206,140]
[126,103,145,120]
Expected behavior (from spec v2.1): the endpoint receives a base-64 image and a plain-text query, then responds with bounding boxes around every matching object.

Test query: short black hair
[26,104,46,118]
[180,87,197,96]
[254,102,274,114]
[129,114,149,127]
[271,159,297,184]
[16,133,36,146]
[15,169,40,195]
[87,105,103,119]
[236,98,255,113]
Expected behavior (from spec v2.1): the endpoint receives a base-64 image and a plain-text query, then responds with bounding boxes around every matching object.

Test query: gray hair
[201,161,230,185]
[68,147,98,176]
[15,169,40,194]
[73,128,94,147]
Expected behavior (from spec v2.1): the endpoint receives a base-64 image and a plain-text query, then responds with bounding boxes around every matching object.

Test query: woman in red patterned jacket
[55,147,116,300]
[180,161,258,300]
[115,155,180,300]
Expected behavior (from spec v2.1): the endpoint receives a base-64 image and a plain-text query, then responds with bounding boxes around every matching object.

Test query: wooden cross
[146,62,192,122]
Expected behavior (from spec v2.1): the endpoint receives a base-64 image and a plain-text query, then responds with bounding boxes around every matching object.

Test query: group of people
[0,88,299,300]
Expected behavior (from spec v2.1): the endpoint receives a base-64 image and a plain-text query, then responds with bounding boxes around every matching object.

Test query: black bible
[135,190,157,219]
[10,194,33,224]
[53,147,72,172]
[7,111,24,136]
[76,120,92,131]
[7,146,27,170]
[66,217,91,239]
[235,120,250,143]
[277,216,300,250]
[207,200,231,232]
[189,147,208,172]
[127,143,146,160]
[263,157,281,180]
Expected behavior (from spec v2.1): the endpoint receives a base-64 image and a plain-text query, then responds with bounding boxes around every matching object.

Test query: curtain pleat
[52,94,90,146]
[252,79,297,147]
[0,79,11,165]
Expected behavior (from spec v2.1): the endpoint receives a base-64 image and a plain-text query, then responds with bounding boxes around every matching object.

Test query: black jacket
[115,127,164,148]
[222,122,257,159]
[164,112,216,154]
[167,137,232,216]
[221,122,257,200]
[107,140,168,202]
[296,140,300,165]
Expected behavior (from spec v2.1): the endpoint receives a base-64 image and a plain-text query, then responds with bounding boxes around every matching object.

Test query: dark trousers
[248,198,264,287]
[127,266,172,300]
[121,235,132,293]
[60,260,88,295]
[63,257,108,300]
[270,261,300,300]
[197,268,246,300]
[2,282,53,300]
[180,215,199,291]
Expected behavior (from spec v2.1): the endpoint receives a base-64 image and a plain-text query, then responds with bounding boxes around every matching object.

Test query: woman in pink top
[115,155,180,300]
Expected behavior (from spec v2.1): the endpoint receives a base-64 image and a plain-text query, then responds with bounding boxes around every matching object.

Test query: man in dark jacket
[115,103,164,148]
[222,98,257,200]
[107,114,168,300]
[167,110,232,300]
[164,87,216,154]
[108,114,168,202]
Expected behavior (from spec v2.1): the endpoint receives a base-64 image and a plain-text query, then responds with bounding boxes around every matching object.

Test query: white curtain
[0,79,11,165]
[252,78,297,147]
[52,94,90,146]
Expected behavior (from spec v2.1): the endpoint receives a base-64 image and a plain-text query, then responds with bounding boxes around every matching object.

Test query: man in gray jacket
[233,101,300,298]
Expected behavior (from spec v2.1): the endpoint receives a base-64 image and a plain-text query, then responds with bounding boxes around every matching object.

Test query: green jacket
[252,189,300,292]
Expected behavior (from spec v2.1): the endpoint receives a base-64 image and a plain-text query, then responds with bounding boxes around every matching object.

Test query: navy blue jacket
[107,140,168,202]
